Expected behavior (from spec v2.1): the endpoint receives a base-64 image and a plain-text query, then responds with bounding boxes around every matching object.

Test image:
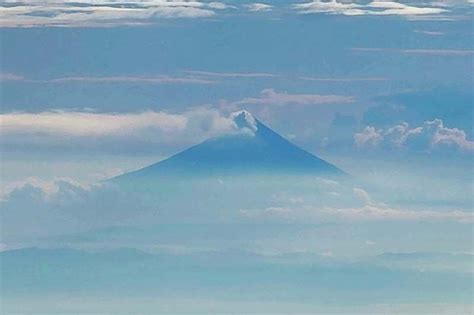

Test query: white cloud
[354,126,383,148]
[0,73,24,81]
[184,70,279,78]
[230,110,258,133]
[244,204,473,223]
[414,30,445,36]
[427,119,474,151]
[233,88,354,106]
[323,204,473,223]
[0,177,92,202]
[0,110,188,137]
[241,188,473,223]
[352,187,373,205]
[354,119,474,152]
[244,3,273,12]
[0,108,263,151]
[47,75,215,84]
[299,76,388,82]
[0,1,227,27]
[293,0,447,17]
[352,47,474,56]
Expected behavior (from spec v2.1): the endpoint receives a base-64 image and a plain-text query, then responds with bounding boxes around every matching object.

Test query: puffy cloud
[293,0,447,17]
[354,126,383,148]
[0,1,228,27]
[233,88,354,107]
[1,177,91,202]
[426,119,474,151]
[244,3,273,12]
[354,119,474,152]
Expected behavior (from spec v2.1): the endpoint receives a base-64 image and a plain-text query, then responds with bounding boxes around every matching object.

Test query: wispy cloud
[244,3,273,12]
[0,1,229,28]
[293,1,447,17]
[414,30,445,36]
[243,204,473,223]
[0,73,24,81]
[184,70,279,78]
[0,74,216,84]
[232,88,355,106]
[352,47,474,56]
[242,188,473,223]
[47,75,215,84]
[299,76,388,82]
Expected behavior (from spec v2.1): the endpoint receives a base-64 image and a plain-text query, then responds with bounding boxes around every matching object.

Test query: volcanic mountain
[113,110,344,182]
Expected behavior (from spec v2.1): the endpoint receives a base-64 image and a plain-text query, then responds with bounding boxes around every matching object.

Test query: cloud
[245,204,473,223]
[293,1,447,17]
[352,48,474,56]
[354,119,474,152]
[184,70,279,78]
[414,30,445,36]
[427,119,474,151]
[354,126,383,148]
[232,88,355,106]
[0,1,227,27]
[299,76,388,82]
[324,204,473,223]
[0,110,189,137]
[0,73,24,81]
[0,177,91,201]
[47,75,215,84]
[352,187,373,205]
[244,3,273,12]
[0,108,261,152]
[242,188,473,223]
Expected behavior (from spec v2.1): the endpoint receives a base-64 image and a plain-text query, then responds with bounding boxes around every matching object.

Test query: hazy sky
[1,0,473,184]
[1,2,473,313]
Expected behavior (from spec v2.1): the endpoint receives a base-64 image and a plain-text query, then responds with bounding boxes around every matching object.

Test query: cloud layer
[0,108,241,151]
[354,119,474,152]
[242,187,473,223]
[233,88,355,107]
[293,1,447,17]
[2,0,468,27]
[0,0,228,27]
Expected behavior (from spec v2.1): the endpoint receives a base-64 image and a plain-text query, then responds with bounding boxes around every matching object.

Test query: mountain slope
[113,111,345,181]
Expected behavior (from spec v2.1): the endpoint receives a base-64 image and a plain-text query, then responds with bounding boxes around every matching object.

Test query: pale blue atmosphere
[0,1,473,314]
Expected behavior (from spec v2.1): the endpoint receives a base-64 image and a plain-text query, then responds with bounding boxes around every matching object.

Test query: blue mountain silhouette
[113,110,344,181]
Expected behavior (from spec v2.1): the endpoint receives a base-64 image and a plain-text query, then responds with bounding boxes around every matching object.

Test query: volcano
[113,110,345,182]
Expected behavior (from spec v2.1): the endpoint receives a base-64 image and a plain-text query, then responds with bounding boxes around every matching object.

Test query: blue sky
[1,1,472,190]
[1,1,473,313]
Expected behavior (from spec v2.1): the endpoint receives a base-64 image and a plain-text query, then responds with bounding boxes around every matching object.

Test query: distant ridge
[112,110,345,182]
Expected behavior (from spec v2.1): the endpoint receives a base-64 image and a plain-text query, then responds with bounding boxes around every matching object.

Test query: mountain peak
[112,112,346,181]
[231,110,258,133]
